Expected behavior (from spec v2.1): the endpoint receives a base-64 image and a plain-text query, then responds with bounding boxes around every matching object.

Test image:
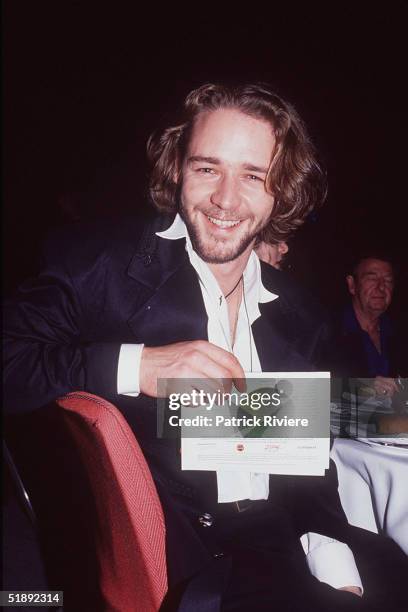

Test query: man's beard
[180,204,267,264]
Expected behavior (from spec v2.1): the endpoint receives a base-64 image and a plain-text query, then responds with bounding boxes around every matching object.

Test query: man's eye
[198,167,215,174]
[247,175,263,182]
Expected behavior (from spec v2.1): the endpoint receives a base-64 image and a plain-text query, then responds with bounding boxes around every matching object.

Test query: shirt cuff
[117,344,144,396]
[301,533,363,593]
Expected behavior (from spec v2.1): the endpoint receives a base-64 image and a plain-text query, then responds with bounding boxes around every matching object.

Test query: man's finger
[199,341,246,384]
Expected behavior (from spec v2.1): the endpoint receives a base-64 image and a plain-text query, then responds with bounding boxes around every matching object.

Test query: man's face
[179,108,276,263]
[347,258,394,317]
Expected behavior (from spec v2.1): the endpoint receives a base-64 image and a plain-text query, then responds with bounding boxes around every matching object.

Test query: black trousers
[162,497,408,612]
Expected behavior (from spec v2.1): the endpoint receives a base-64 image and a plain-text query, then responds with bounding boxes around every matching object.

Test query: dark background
[3,1,408,318]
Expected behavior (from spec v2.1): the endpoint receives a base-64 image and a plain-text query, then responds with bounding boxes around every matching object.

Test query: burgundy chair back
[57,392,167,612]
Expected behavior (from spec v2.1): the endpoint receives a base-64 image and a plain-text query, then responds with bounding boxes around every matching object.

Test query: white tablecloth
[331,438,408,555]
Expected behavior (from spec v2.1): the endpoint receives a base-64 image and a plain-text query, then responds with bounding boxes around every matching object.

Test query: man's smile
[206,215,242,229]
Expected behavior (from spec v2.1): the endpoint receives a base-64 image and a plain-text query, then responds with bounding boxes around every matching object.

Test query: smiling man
[4,84,408,611]
[180,108,276,263]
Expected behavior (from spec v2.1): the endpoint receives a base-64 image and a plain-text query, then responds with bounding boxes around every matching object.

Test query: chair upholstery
[57,392,168,612]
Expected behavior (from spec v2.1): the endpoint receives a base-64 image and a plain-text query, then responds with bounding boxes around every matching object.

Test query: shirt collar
[343,302,391,336]
[156,213,187,240]
[156,213,279,315]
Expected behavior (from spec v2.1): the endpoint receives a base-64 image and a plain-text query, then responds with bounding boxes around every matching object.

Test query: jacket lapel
[253,300,314,371]
[126,239,208,346]
[254,266,317,372]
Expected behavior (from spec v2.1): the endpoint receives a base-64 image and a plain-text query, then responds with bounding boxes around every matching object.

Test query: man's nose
[376,279,387,292]
[210,175,240,210]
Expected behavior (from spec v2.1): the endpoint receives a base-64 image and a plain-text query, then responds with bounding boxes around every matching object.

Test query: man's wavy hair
[147,83,327,242]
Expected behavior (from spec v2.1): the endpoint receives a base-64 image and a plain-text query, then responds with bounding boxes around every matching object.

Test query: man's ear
[278,242,289,256]
[346,275,355,296]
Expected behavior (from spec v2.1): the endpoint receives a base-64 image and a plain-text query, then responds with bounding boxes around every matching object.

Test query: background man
[4,84,407,610]
[336,254,405,396]
[255,239,289,269]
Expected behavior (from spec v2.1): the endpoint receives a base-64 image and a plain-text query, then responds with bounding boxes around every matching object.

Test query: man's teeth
[207,216,241,228]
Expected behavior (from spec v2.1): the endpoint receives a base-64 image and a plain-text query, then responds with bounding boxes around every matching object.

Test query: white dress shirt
[117,213,363,592]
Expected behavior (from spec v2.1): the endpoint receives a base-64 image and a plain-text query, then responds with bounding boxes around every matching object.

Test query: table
[331,438,408,555]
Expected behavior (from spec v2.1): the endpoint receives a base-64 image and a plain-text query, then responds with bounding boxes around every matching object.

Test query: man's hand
[373,376,399,398]
[338,586,363,597]
[140,340,246,397]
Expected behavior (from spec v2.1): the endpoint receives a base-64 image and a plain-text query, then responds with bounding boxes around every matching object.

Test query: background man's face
[179,108,276,264]
[347,258,394,317]
[255,241,289,269]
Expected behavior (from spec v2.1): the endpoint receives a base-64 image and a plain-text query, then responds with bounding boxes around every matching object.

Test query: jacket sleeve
[288,459,352,539]
[3,244,121,415]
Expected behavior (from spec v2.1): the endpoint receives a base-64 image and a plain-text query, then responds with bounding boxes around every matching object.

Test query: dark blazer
[3,211,331,496]
[4,213,330,414]
[5,214,406,598]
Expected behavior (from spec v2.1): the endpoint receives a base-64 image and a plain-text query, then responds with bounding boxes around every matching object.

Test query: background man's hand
[139,340,246,397]
[373,376,399,398]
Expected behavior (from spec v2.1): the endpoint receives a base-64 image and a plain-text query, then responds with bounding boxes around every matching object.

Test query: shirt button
[198,513,213,527]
